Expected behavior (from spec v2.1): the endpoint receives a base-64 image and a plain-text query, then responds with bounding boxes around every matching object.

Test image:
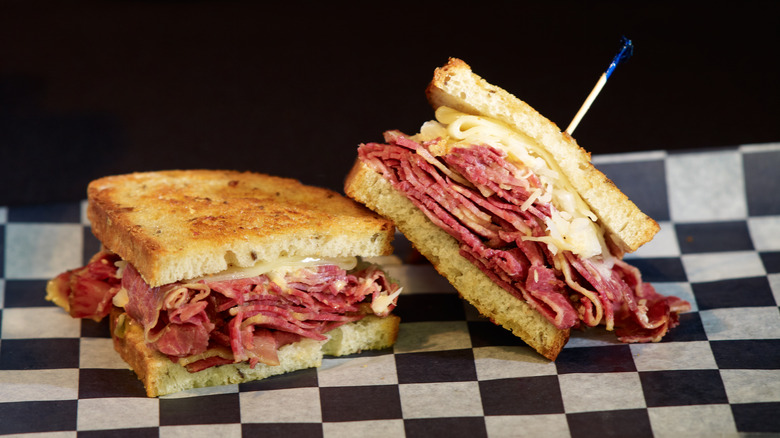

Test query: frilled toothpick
[565,37,634,135]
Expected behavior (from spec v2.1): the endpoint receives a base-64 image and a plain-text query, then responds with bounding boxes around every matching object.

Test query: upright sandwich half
[47,170,401,396]
[345,58,689,360]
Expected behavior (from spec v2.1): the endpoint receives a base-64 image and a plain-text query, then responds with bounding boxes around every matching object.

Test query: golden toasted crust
[345,160,568,360]
[426,58,659,253]
[87,170,394,287]
[110,307,400,397]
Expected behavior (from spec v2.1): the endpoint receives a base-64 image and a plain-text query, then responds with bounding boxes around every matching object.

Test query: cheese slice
[192,256,359,283]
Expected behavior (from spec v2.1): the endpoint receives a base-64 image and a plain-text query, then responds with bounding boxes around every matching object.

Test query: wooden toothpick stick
[565,37,634,135]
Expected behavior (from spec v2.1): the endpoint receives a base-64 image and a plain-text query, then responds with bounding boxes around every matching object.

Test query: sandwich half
[47,170,401,396]
[345,58,689,360]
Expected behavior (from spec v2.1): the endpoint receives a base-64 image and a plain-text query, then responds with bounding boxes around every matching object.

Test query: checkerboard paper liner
[0,143,779,436]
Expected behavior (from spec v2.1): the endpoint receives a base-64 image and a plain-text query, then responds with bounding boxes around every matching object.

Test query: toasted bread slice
[110,307,401,397]
[426,58,658,253]
[345,161,569,360]
[344,58,663,359]
[87,170,394,287]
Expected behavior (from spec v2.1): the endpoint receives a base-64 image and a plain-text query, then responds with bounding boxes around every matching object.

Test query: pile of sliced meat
[49,252,399,371]
[359,130,689,342]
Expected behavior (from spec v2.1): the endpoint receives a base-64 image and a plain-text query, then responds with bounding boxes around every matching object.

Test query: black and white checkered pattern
[1,144,779,437]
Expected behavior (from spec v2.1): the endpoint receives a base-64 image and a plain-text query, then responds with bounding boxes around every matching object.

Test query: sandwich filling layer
[358,107,689,342]
[47,251,401,371]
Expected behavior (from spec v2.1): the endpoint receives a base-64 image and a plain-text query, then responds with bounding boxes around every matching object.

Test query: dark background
[2,1,778,205]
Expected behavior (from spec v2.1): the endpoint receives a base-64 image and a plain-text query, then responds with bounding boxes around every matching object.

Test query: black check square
[744,149,780,216]
[0,400,77,435]
[640,370,728,407]
[567,409,653,438]
[626,258,687,283]
[320,385,402,422]
[79,368,147,398]
[0,338,80,370]
[395,349,477,384]
[711,339,780,369]
[405,417,487,438]
[7,202,81,223]
[393,293,466,323]
[659,312,708,342]
[480,376,563,415]
[5,279,53,307]
[78,428,160,438]
[732,402,780,433]
[0,224,4,278]
[81,317,112,338]
[556,345,636,374]
[83,226,102,264]
[596,159,669,221]
[468,320,528,348]
[760,251,780,274]
[676,221,754,254]
[242,423,324,437]
[692,276,775,310]
[239,367,318,392]
[159,392,241,425]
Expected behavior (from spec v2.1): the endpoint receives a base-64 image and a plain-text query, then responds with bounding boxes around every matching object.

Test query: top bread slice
[87,170,394,287]
[426,58,658,253]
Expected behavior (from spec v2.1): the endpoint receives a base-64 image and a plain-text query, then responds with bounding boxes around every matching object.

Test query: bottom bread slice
[110,307,401,397]
[345,160,569,360]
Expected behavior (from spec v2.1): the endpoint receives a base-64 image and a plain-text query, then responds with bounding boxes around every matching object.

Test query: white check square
[5,223,83,279]
[399,381,483,419]
[77,397,159,431]
[682,251,765,283]
[748,216,780,251]
[473,346,557,381]
[700,307,780,340]
[558,372,645,413]
[79,200,90,225]
[318,353,397,387]
[2,307,81,339]
[648,404,736,438]
[666,151,746,222]
[720,369,780,403]
[160,424,242,438]
[630,341,718,371]
[769,273,780,306]
[0,369,78,402]
[240,387,322,423]
[485,414,570,438]
[79,338,129,369]
[323,420,405,438]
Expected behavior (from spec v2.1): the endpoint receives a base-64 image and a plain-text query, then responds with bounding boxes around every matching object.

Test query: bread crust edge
[346,160,568,360]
